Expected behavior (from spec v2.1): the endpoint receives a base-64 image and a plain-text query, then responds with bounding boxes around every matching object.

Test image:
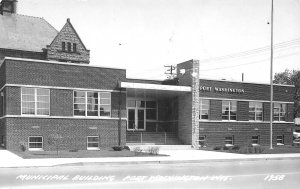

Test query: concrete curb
[2,156,300,169]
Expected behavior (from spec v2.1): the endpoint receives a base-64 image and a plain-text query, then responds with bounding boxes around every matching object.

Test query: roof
[0,14,58,52]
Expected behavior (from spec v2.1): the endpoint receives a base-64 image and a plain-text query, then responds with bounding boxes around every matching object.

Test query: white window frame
[249,102,263,121]
[87,136,100,150]
[199,99,210,120]
[28,136,43,151]
[273,103,287,122]
[73,91,111,118]
[276,135,284,145]
[225,136,234,146]
[222,101,237,121]
[21,88,50,116]
[251,135,260,146]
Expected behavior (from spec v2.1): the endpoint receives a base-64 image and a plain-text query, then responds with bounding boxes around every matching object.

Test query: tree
[274,69,300,118]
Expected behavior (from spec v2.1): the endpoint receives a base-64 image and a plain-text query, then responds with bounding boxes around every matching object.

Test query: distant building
[0,0,296,151]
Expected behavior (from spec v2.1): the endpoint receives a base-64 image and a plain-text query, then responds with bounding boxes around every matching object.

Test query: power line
[200,50,300,71]
[200,38,300,64]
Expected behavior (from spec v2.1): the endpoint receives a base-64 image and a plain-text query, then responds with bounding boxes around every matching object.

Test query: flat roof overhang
[120,82,191,98]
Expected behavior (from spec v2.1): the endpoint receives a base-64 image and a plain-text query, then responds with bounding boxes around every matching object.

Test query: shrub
[238,146,265,154]
[69,149,78,152]
[133,147,143,156]
[222,145,229,150]
[231,145,240,151]
[123,146,130,151]
[146,147,160,155]
[213,146,222,150]
[19,143,26,152]
[112,146,123,151]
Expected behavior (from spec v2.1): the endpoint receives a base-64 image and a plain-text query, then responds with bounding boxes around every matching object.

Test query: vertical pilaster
[177,60,199,147]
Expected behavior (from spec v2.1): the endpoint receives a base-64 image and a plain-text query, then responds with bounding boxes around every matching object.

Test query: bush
[146,147,160,155]
[123,146,130,151]
[133,147,143,156]
[238,146,264,154]
[231,145,240,151]
[213,146,222,150]
[19,143,26,152]
[222,145,229,150]
[112,146,123,151]
[69,149,78,152]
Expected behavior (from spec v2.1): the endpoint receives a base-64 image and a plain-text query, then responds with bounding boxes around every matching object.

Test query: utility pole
[270,0,274,149]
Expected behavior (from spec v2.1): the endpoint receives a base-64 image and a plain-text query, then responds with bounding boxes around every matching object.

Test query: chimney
[0,0,17,15]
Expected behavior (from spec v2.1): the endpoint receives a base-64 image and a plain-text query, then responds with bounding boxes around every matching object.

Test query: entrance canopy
[120,81,191,98]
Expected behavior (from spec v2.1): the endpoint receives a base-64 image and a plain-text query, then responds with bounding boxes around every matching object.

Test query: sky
[18,0,300,83]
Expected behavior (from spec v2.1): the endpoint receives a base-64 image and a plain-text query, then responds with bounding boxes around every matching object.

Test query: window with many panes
[74,91,111,117]
[87,136,99,150]
[225,136,234,146]
[276,135,284,145]
[200,99,210,120]
[249,102,263,121]
[146,101,157,120]
[21,88,50,116]
[28,136,43,150]
[273,103,286,122]
[222,101,237,121]
[251,135,260,145]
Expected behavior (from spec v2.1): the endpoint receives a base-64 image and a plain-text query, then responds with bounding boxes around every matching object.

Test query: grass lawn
[12,149,166,159]
[200,145,300,154]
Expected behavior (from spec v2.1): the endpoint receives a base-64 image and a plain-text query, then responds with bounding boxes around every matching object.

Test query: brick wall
[5,117,127,151]
[200,79,295,102]
[237,101,249,121]
[199,122,294,147]
[46,19,90,64]
[210,100,222,120]
[4,59,126,90]
[50,89,73,116]
[5,86,20,115]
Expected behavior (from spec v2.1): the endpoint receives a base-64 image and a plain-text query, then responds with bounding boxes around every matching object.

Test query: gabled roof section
[0,14,58,52]
[49,18,88,51]
[46,18,90,64]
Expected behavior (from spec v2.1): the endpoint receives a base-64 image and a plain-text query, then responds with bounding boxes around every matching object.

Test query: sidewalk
[1,149,300,168]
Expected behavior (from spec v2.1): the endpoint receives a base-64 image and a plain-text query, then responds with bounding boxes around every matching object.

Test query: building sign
[200,86,245,94]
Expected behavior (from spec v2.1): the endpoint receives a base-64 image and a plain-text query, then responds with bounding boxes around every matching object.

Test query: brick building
[0,0,296,151]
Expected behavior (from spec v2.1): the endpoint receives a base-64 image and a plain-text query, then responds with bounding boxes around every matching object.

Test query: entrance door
[127,108,145,130]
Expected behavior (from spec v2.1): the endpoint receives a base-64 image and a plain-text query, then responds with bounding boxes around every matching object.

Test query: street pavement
[0,159,299,188]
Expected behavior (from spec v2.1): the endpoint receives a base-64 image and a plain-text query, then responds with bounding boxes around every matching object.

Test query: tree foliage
[274,69,300,118]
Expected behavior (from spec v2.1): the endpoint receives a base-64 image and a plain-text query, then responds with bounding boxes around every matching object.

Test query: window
[200,99,210,120]
[222,101,237,121]
[74,91,111,117]
[87,92,98,116]
[87,136,99,150]
[73,43,77,52]
[67,42,71,52]
[62,42,66,51]
[276,135,284,145]
[273,103,286,122]
[21,88,50,116]
[251,135,260,145]
[146,101,157,120]
[225,136,234,146]
[99,92,111,117]
[249,102,263,121]
[28,136,43,151]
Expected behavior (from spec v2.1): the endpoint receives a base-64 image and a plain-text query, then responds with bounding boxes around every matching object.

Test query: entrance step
[126,144,193,151]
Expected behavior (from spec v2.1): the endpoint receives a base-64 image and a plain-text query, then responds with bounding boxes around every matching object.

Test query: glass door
[127,108,145,130]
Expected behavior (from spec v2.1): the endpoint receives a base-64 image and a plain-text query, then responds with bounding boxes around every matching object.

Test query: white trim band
[121,82,191,92]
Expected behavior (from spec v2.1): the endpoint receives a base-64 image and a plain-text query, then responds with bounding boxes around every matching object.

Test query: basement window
[87,136,99,150]
[276,135,284,145]
[28,136,43,151]
[225,136,234,146]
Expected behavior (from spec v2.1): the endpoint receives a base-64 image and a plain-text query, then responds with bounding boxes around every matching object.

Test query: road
[0,159,299,189]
